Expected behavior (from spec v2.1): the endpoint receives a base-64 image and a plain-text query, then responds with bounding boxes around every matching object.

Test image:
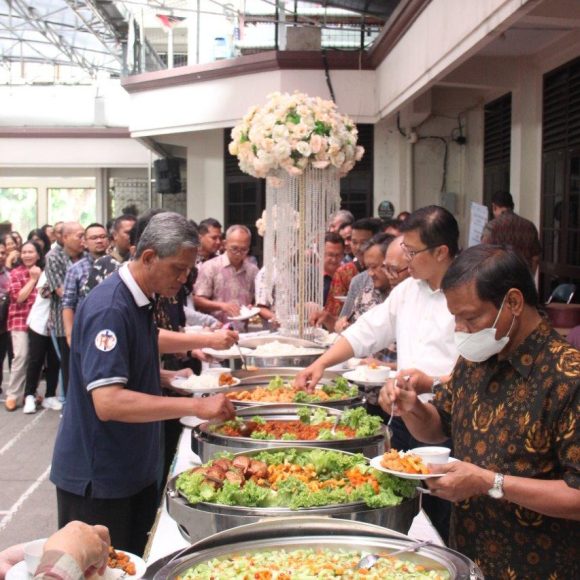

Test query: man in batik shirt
[381,245,579,579]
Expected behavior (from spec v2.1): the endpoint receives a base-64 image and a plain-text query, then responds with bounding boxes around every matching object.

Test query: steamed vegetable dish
[226,376,357,404]
[176,448,416,510]
[213,407,382,441]
[179,547,449,579]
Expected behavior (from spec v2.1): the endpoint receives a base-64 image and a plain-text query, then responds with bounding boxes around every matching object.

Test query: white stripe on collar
[119,263,151,308]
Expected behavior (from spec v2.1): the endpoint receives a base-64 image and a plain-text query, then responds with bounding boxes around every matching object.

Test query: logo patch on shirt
[95,329,117,352]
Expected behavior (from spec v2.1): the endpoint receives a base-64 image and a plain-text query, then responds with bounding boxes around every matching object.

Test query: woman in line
[4,241,43,411]
[27,228,52,258]
[22,265,61,414]
[2,233,20,270]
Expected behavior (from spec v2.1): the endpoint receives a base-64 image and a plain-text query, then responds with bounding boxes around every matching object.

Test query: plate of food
[201,346,252,360]
[225,376,359,405]
[343,365,395,386]
[370,449,456,480]
[106,547,147,579]
[171,373,240,393]
[227,306,261,322]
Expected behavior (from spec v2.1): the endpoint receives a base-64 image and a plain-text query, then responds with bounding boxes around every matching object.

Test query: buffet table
[144,423,445,565]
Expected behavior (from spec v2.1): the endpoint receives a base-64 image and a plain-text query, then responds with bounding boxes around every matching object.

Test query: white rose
[296,141,312,157]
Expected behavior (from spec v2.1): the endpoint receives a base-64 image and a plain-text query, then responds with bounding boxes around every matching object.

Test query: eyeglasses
[86,234,108,241]
[400,242,438,259]
[228,246,250,255]
[383,264,409,276]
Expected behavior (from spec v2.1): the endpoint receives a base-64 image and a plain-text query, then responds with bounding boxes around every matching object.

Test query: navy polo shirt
[50,265,161,499]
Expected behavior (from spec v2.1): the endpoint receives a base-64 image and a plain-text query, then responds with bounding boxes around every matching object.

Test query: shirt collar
[418,279,442,296]
[504,319,551,378]
[222,252,247,272]
[119,263,151,308]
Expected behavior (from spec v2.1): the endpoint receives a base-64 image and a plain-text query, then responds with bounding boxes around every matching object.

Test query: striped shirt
[62,255,95,311]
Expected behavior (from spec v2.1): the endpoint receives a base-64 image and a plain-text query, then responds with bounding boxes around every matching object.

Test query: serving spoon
[356,539,433,570]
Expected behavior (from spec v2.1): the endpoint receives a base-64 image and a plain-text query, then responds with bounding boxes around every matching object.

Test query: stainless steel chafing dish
[166,447,418,544]
[225,367,364,410]
[192,403,386,461]
[237,335,325,368]
[149,517,483,580]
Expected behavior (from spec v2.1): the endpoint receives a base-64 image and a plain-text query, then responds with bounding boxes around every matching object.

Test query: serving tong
[356,539,433,570]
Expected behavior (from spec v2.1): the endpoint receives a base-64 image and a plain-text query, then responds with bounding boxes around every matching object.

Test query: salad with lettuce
[212,407,382,441]
[176,448,416,510]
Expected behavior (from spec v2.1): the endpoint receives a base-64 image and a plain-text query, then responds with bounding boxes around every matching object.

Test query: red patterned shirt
[324,261,360,317]
[8,265,37,332]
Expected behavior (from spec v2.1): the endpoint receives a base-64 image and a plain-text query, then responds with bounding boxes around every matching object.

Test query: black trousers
[55,336,70,396]
[0,331,11,389]
[24,329,60,398]
[57,483,158,556]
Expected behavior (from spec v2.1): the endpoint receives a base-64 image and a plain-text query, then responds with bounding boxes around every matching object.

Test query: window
[483,93,512,213]
[0,188,38,235]
[48,188,96,225]
[540,56,580,300]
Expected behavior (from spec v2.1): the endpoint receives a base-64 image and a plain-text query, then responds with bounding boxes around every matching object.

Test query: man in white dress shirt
[296,205,459,394]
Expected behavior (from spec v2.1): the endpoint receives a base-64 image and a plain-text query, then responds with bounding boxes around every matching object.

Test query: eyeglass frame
[227,245,250,255]
[382,263,409,277]
[400,241,440,259]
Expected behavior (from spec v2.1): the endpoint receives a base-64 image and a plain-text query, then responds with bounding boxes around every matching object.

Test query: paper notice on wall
[468,202,489,247]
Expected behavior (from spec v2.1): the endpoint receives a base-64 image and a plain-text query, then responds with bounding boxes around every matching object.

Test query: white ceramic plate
[6,552,147,580]
[342,369,393,387]
[106,550,147,579]
[370,455,458,480]
[170,376,240,393]
[227,307,261,321]
[201,346,252,360]
[180,416,204,429]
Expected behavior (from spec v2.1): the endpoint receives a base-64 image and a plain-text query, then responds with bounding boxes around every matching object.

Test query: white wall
[0,137,151,168]
[126,69,377,137]
[0,80,133,127]
[186,129,224,222]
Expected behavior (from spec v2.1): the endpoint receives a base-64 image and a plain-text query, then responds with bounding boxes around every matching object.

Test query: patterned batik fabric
[324,261,359,317]
[433,321,579,580]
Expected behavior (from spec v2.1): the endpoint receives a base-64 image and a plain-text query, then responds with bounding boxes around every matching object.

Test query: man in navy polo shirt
[51,213,235,555]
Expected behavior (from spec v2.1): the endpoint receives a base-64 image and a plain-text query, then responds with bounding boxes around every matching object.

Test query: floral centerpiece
[228,92,364,181]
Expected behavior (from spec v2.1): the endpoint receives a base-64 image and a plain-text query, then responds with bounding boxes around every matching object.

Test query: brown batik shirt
[433,321,579,580]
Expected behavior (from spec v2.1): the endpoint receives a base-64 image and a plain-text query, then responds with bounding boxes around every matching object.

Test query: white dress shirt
[342,276,458,377]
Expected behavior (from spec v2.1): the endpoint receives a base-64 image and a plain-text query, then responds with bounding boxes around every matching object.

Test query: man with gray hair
[328,209,354,233]
[50,212,235,555]
[194,224,259,325]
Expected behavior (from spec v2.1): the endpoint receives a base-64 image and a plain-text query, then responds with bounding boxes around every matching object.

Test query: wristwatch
[487,472,505,499]
[431,377,442,393]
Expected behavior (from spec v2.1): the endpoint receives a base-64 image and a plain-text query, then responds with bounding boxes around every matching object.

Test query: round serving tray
[193,403,385,461]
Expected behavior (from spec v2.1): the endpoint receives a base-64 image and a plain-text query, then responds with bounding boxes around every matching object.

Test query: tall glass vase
[262,166,340,339]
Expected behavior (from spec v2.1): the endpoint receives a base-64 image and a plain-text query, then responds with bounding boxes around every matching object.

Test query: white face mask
[454,295,516,362]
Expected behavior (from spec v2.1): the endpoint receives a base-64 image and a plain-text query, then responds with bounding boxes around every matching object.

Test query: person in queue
[312,218,382,330]
[327,209,354,233]
[45,222,85,396]
[484,190,542,274]
[380,244,580,578]
[0,521,110,580]
[84,214,137,294]
[4,241,43,411]
[196,217,223,266]
[338,222,353,261]
[50,212,236,556]
[27,229,51,257]
[296,206,460,541]
[322,232,345,305]
[62,223,109,346]
[298,207,458,397]
[0,242,10,396]
[335,233,394,333]
[194,224,259,326]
